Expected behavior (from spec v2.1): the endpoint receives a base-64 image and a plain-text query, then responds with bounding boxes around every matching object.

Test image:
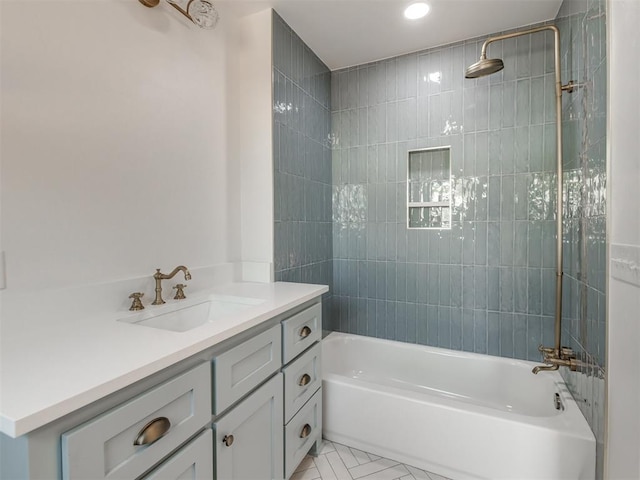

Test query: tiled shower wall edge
[555,0,607,477]
[272,11,334,326]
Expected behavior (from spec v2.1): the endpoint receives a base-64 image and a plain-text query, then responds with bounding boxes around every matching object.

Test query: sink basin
[118,295,264,332]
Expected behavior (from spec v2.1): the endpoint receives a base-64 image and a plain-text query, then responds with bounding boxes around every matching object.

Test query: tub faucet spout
[152,266,191,305]
[532,346,580,374]
[532,363,559,374]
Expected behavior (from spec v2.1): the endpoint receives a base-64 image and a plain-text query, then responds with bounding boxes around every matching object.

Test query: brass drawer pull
[133,417,171,446]
[223,434,234,447]
[300,423,312,438]
[299,373,311,386]
[299,326,312,338]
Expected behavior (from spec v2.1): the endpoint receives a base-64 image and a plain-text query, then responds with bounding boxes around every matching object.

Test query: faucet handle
[128,292,145,311]
[173,284,187,300]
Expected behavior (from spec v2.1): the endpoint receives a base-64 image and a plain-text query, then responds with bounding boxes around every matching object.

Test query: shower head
[465,56,504,79]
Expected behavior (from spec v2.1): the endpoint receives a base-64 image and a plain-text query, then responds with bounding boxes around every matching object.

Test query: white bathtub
[322,332,595,480]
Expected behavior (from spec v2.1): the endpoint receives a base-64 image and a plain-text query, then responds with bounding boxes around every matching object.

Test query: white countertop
[0,281,328,438]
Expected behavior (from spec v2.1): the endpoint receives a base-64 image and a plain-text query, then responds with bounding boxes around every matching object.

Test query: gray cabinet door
[214,373,284,480]
[143,429,213,480]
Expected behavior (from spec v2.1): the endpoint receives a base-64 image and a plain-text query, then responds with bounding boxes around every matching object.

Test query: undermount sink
[118,295,264,332]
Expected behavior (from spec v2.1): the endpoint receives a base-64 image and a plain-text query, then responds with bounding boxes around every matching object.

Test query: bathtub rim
[323,330,559,371]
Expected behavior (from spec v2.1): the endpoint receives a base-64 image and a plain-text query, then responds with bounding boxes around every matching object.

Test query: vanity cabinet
[211,302,322,480]
[0,295,324,480]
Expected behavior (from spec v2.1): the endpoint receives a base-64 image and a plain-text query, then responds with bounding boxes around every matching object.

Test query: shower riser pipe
[474,25,571,369]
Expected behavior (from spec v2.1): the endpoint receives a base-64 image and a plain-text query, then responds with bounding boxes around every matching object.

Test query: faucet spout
[532,347,581,374]
[155,265,191,281]
[532,363,560,374]
[152,266,191,305]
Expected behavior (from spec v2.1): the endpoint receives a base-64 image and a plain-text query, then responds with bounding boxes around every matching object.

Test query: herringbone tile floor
[291,440,452,480]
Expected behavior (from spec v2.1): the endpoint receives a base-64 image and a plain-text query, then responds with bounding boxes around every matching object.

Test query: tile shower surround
[330,22,563,361]
[272,4,605,477]
[272,12,334,321]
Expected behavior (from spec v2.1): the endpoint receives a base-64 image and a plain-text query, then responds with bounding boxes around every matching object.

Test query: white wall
[0,0,237,291]
[226,8,274,282]
[606,0,640,478]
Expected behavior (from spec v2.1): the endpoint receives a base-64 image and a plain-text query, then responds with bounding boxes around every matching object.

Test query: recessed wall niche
[407,146,452,229]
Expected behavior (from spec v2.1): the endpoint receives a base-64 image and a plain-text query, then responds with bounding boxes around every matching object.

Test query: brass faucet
[532,345,580,374]
[152,266,191,305]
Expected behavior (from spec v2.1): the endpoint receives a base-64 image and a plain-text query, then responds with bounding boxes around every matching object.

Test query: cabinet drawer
[283,342,321,423]
[213,323,281,415]
[282,303,321,364]
[61,362,211,480]
[143,429,213,480]
[284,389,322,480]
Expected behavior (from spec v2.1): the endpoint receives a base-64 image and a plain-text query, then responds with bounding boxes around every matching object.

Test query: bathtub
[322,332,595,480]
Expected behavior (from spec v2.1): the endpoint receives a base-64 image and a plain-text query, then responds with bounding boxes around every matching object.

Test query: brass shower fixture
[465,25,579,374]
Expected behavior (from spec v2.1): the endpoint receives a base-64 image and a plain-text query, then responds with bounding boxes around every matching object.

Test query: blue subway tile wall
[556,0,607,477]
[272,12,333,324]
[329,22,561,361]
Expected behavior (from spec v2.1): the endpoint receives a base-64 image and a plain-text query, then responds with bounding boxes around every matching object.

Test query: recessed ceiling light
[404,2,430,20]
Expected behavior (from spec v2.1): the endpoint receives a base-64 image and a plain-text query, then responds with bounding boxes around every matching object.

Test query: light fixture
[139,0,219,30]
[404,2,430,20]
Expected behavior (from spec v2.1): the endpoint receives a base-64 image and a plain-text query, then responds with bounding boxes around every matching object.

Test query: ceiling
[218,0,563,71]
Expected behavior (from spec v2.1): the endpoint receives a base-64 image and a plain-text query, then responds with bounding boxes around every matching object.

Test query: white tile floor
[291,440,452,480]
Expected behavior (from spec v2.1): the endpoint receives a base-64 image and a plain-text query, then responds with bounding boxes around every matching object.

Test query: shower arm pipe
[480,26,564,358]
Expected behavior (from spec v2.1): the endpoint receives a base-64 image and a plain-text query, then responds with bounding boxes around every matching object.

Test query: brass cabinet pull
[299,373,311,386]
[223,434,234,447]
[133,417,171,446]
[299,326,312,338]
[300,424,312,438]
